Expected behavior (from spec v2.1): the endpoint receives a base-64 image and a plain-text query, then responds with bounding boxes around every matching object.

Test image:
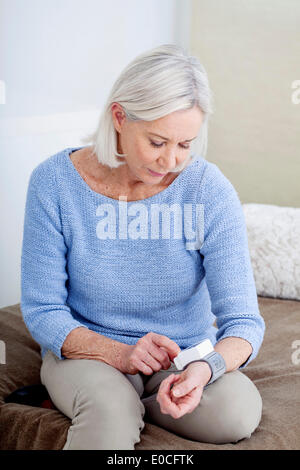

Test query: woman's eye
[150,141,190,150]
[150,141,163,148]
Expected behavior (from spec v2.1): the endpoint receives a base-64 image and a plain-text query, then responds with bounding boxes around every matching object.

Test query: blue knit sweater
[20,146,265,367]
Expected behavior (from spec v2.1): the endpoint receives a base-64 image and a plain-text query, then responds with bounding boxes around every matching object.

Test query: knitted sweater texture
[21,147,265,365]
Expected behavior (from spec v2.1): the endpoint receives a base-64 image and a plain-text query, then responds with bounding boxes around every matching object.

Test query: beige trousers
[40,350,262,450]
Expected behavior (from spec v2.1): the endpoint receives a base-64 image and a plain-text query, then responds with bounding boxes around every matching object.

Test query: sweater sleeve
[20,159,88,360]
[198,163,265,369]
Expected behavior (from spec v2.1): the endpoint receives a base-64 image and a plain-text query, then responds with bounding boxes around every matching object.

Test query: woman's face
[111,103,204,186]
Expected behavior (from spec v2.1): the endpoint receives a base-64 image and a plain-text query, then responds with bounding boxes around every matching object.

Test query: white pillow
[242,203,300,300]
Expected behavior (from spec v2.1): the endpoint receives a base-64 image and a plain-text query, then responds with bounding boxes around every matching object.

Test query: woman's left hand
[156,362,212,419]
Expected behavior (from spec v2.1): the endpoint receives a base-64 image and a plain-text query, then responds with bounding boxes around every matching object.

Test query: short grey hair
[82,44,214,171]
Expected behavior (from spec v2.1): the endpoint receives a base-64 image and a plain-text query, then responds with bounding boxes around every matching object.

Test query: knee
[78,372,145,421]
[76,371,145,425]
[68,373,145,450]
[210,371,262,444]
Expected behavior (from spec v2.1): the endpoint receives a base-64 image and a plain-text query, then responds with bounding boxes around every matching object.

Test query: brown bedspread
[0,297,299,450]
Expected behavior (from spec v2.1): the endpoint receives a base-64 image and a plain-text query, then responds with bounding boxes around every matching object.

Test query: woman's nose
[158,149,178,171]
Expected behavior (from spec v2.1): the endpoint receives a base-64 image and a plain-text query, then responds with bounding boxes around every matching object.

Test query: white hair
[82,44,214,171]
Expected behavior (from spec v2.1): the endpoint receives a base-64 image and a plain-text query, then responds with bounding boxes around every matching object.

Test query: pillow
[242,203,300,300]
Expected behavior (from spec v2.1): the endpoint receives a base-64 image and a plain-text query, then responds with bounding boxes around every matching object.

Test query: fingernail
[173,388,181,396]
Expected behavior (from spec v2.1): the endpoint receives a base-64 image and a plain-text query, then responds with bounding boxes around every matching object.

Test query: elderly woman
[21,44,265,450]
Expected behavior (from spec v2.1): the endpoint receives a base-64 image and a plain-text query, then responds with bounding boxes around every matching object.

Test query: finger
[135,359,154,375]
[150,333,181,361]
[173,388,203,416]
[158,373,178,392]
[157,374,177,400]
[173,386,200,403]
[158,377,200,418]
[163,392,196,419]
[169,374,182,391]
[176,388,202,415]
[135,344,163,372]
[169,388,201,418]
[158,375,181,410]
[141,352,162,372]
[147,344,172,370]
[171,379,193,398]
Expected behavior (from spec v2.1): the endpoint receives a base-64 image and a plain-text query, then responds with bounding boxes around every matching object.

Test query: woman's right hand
[120,332,181,375]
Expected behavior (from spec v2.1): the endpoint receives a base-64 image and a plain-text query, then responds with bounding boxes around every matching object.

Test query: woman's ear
[111,102,126,132]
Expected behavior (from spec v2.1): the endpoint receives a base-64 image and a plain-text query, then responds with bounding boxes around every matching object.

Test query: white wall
[190,0,300,207]
[0,0,192,307]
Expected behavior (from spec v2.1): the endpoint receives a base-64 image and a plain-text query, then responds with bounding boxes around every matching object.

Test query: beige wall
[191,0,300,207]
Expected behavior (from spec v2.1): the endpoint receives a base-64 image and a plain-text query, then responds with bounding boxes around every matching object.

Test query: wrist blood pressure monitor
[173,339,226,385]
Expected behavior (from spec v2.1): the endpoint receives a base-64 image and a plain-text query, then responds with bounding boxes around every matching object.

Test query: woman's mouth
[147,168,166,177]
